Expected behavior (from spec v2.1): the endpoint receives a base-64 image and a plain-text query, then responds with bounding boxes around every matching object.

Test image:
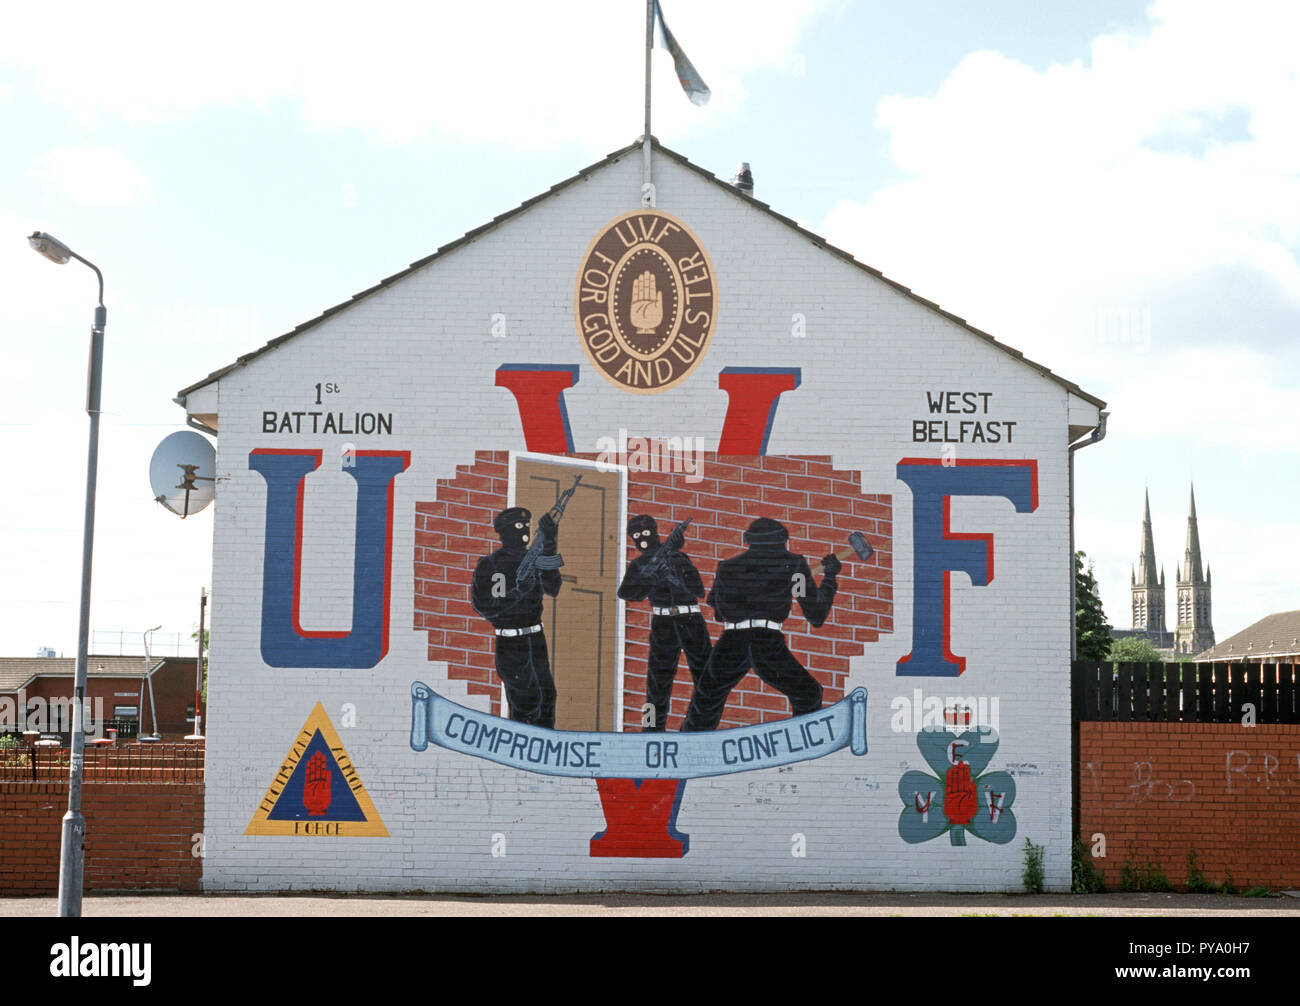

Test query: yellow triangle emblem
[245,701,388,837]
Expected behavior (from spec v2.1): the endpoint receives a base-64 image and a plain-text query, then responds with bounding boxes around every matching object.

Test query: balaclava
[742,516,789,551]
[494,506,532,552]
[627,514,660,553]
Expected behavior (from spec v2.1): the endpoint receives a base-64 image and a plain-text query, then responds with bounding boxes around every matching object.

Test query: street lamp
[28,230,106,918]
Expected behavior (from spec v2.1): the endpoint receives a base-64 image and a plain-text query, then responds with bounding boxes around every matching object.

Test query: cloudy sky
[1,0,1296,658]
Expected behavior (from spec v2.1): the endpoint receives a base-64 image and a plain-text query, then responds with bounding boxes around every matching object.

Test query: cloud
[1105,346,1300,456]
[820,0,1300,385]
[33,145,154,205]
[0,1,821,149]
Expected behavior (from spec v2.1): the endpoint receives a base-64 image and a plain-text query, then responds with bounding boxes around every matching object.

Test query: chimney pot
[732,161,754,195]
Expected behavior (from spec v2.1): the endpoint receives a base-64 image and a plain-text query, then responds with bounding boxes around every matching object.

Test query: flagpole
[643,0,653,195]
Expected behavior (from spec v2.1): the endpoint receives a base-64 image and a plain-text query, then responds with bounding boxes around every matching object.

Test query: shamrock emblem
[898,727,1016,846]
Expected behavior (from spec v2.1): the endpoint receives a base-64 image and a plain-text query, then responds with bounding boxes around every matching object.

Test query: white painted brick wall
[199,148,1095,893]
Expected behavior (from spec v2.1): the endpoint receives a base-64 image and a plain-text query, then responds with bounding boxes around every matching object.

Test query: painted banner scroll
[410,681,868,779]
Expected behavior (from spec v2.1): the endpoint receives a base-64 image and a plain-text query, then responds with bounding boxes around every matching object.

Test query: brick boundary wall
[414,450,892,730]
[1078,722,1300,891]
[0,781,203,895]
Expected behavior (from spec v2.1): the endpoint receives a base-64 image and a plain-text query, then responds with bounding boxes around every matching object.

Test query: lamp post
[185,587,206,740]
[28,231,105,918]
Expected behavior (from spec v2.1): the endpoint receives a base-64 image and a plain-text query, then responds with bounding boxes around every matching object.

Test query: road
[5,890,1298,916]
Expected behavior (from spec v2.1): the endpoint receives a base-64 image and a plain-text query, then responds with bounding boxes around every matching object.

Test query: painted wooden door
[513,457,622,731]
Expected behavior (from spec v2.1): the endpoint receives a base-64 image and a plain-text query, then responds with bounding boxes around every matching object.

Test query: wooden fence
[1072,661,1299,724]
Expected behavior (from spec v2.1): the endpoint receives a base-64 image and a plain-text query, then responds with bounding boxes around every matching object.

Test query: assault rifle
[515,474,583,588]
[640,517,691,593]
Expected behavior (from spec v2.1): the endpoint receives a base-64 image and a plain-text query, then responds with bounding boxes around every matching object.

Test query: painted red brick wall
[414,450,892,729]
[0,781,203,895]
[1078,722,1300,890]
[414,450,511,708]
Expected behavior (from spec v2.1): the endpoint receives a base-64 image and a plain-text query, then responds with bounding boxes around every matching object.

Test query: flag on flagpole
[654,0,711,106]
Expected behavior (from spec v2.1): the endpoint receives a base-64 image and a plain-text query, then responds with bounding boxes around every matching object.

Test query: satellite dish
[150,431,216,518]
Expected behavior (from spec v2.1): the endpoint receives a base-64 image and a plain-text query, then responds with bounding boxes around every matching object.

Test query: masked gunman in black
[682,517,841,732]
[617,515,712,731]
[471,506,561,728]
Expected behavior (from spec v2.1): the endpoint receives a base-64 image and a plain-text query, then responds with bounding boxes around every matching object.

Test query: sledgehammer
[816,531,873,569]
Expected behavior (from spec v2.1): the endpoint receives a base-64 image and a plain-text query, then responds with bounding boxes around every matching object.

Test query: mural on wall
[415,447,893,730]
[410,441,890,858]
[413,499,870,858]
[246,702,388,837]
[898,724,1016,847]
[238,209,1048,863]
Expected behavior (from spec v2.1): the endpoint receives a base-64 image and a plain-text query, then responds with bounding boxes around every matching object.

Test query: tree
[1108,634,1164,663]
[1074,550,1112,660]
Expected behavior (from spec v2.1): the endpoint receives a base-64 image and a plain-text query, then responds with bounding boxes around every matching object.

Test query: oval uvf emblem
[574,210,718,394]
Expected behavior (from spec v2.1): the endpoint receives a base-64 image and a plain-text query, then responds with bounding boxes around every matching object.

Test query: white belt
[495,623,543,637]
[652,604,701,616]
[722,619,784,631]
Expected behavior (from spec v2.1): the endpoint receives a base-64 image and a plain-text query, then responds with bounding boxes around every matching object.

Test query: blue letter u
[250,449,410,668]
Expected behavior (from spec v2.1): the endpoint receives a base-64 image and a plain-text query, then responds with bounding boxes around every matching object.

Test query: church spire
[1174,482,1214,655]
[1136,489,1159,586]
[1131,488,1167,636]
[1183,483,1205,585]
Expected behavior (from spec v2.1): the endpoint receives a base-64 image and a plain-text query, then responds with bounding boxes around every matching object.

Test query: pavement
[4,890,1299,916]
